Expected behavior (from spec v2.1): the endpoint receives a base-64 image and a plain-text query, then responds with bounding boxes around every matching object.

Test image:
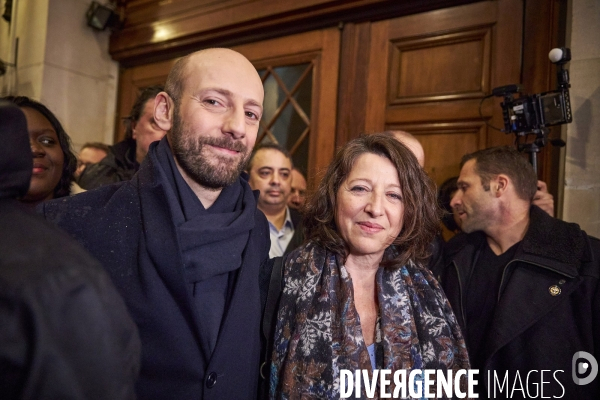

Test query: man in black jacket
[78,85,166,190]
[40,48,271,399]
[434,146,600,399]
[0,102,140,399]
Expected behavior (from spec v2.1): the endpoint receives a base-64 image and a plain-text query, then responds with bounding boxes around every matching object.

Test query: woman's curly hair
[303,132,441,267]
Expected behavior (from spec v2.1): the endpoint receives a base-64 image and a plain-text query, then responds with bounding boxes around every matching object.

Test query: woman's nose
[364,192,384,216]
[30,139,45,156]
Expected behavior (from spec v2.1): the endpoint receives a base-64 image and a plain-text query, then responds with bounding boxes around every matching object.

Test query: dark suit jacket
[284,207,305,257]
[40,151,271,400]
[78,139,138,190]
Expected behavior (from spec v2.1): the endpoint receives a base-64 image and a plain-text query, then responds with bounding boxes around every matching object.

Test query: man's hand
[533,180,554,217]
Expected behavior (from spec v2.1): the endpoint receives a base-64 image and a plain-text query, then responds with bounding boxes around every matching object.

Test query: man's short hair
[247,142,293,171]
[81,142,110,154]
[461,146,537,201]
[124,85,164,140]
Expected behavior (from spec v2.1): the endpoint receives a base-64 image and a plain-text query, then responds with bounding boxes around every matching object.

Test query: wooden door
[363,0,522,186]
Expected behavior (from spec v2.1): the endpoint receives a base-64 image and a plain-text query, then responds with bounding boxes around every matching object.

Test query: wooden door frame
[110,0,479,67]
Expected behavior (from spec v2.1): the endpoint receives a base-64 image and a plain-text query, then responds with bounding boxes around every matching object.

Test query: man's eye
[204,99,219,106]
[246,111,259,120]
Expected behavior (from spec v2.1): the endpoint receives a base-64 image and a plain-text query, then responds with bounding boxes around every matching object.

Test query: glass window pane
[274,64,310,92]
[271,102,307,148]
[256,63,312,177]
[292,132,309,177]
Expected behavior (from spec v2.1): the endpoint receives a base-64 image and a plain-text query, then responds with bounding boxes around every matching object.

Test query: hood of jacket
[0,101,31,200]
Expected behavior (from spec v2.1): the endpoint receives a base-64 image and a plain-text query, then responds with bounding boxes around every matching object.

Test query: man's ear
[154,92,174,131]
[493,174,510,197]
[130,120,138,140]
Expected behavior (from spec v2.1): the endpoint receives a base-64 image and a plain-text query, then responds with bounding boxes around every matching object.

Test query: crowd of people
[1,47,599,400]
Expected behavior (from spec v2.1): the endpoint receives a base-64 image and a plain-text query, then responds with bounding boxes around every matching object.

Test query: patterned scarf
[270,242,470,399]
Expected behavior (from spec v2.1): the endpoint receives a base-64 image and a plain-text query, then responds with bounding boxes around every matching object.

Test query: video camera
[491,47,572,172]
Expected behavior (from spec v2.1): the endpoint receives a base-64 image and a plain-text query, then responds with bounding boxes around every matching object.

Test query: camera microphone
[549,47,571,64]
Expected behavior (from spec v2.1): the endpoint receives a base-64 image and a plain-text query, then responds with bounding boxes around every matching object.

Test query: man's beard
[458,202,494,234]
[170,110,250,189]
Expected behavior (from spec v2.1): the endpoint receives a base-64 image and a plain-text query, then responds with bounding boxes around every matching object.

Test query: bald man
[390,130,425,167]
[288,168,307,210]
[40,49,270,399]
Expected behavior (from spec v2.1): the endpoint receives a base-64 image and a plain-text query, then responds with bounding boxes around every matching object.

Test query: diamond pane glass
[255,63,312,177]
[271,102,306,148]
[292,132,310,177]
[274,64,310,92]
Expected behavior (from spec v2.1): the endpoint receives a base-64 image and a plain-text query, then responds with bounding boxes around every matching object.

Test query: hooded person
[0,100,141,399]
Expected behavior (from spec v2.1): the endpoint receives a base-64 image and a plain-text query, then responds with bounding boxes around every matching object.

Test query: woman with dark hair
[3,96,76,206]
[270,133,469,398]
[438,176,462,235]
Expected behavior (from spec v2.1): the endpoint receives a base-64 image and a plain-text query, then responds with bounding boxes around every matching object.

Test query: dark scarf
[152,138,255,360]
[270,242,470,399]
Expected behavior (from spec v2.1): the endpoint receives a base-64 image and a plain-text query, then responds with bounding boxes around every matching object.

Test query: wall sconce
[86,1,120,31]
[0,59,16,77]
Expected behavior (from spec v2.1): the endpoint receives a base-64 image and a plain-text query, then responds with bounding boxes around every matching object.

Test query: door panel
[388,27,491,103]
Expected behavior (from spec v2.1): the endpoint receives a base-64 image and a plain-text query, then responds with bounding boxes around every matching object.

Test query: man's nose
[223,108,246,139]
[270,172,281,186]
[450,191,461,209]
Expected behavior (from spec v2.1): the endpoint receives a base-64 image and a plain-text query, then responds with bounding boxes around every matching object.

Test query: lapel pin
[549,285,561,296]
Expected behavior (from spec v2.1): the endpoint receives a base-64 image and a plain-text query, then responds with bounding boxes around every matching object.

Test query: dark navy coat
[40,150,270,400]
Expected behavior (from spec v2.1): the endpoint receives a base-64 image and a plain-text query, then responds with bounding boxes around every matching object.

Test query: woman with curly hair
[270,132,470,399]
[3,96,76,206]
